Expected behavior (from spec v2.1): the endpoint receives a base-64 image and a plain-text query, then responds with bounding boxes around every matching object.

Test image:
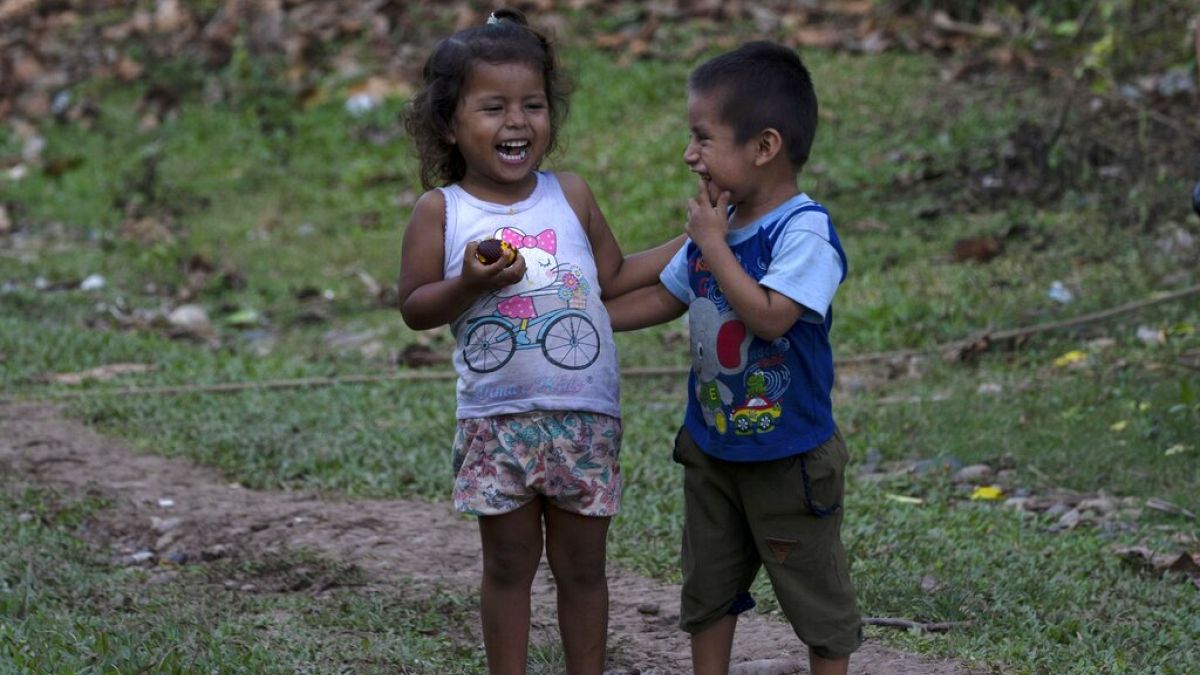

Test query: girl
[397,9,681,674]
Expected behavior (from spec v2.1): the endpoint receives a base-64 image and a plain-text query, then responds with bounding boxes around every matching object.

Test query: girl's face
[449,60,550,202]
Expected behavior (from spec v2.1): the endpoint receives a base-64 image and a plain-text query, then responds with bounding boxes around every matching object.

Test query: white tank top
[440,172,621,420]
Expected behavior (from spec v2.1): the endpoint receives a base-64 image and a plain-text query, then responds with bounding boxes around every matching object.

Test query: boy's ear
[754,128,783,166]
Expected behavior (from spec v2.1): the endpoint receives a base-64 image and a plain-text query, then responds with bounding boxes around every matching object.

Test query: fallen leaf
[952,235,1002,263]
[1116,546,1200,586]
[970,485,1004,501]
[1053,350,1088,368]
[399,343,449,368]
[45,363,158,385]
[223,308,261,327]
[1109,420,1128,432]
[1145,498,1197,519]
[884,493,924,505]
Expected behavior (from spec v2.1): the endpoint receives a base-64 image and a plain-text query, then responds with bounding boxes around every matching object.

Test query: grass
[1,29,1198,675]
[0,480,487,674]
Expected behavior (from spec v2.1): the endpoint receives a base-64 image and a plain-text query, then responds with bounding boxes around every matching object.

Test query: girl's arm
[397,190,527,330]
[605,282,687,332]
[559,172,686,300]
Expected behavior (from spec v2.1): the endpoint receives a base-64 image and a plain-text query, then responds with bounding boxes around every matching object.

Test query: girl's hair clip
[487,12,501,25]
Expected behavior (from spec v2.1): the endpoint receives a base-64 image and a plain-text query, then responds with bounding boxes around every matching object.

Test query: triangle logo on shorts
[764,537,796,563]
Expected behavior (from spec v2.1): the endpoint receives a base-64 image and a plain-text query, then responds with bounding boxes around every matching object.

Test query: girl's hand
[685,178,730,251]
[462,241,526,291]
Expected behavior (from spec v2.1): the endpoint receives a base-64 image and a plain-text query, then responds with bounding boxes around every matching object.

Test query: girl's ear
[754,128,783,166]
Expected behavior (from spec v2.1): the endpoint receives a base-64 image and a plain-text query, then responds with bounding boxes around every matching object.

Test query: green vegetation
[2,14,1197,675]
[0,481,486,674]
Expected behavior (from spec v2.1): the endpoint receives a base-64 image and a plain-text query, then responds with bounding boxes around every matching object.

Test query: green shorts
[673,427,861,659]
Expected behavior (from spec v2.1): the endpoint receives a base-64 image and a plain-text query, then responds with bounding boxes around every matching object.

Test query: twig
[1106,91,1200,141]
[1044,0,1101,154]
[1195,16,1200,89]
[1,284,1197,404]
[847,283,1200,365]
[863,617,971,632]
[984,284,1200,344]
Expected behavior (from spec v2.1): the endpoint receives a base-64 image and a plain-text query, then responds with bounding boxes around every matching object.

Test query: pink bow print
[500,227,556,255]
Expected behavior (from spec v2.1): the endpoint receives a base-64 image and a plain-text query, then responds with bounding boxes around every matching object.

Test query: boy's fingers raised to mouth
[697,177,713,206]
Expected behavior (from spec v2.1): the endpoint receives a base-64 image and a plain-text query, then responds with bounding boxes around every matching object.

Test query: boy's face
[683,88,756,205]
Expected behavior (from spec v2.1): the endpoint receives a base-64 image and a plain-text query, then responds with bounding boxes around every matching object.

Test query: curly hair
[403,8,572,190]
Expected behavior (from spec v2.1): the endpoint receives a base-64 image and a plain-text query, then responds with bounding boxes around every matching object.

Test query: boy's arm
[686,183,804,342]
[559,172,686,299]
[605,282,687,332]
[397,190,527,330]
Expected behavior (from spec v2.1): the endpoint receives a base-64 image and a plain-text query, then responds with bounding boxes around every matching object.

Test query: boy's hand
[686,178,730,251]
[461,241,526,291]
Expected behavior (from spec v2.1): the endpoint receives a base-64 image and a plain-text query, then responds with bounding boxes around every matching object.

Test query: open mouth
[497,140,530,163]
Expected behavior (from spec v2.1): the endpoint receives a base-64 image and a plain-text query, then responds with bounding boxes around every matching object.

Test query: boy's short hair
[688,41,818,173]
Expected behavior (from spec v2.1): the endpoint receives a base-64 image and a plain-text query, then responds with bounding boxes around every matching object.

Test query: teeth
[498,141,530,162]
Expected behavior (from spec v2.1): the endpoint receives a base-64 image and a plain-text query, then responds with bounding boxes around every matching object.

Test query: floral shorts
[452,411,623,517]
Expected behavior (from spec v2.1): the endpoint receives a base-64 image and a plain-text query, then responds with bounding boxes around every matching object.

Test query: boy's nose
[682,143,698,164]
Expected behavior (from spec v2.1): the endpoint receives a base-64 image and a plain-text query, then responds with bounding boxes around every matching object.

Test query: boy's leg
[809,648,850,675]
[691,614,737,675]
[746,431,861,668]
[478,498,545,675]
[673,428,760,674]
[544,504,611,675]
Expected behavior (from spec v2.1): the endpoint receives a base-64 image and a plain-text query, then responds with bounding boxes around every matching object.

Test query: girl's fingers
[501,255,526,282]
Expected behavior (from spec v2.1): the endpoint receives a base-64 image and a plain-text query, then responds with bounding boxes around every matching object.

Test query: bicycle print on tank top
[463,224,599,374]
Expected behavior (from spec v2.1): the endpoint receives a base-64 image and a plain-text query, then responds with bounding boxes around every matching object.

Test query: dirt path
[0,403,981,674]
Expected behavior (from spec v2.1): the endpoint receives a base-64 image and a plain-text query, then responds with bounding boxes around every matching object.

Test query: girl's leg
[478,498,545,675]
[544,505,611,675]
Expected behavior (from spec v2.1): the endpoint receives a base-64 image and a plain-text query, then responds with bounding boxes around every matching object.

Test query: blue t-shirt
[660,194,847,462]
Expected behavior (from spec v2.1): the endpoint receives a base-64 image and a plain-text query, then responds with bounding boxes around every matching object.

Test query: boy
[606,41,861,675]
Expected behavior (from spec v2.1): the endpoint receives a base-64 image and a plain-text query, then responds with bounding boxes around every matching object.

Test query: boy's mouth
[497,140,530,163]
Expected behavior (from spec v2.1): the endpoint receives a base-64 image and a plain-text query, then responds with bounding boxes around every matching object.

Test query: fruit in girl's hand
[476,239,516,265]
